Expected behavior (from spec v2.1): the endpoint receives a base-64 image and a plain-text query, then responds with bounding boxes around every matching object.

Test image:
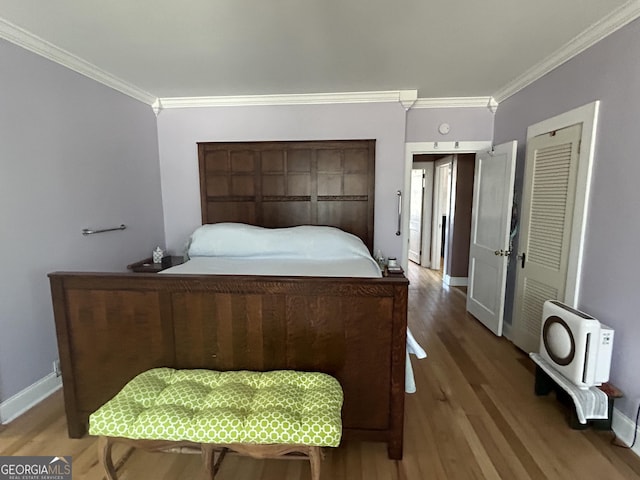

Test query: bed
[48,139,410,459]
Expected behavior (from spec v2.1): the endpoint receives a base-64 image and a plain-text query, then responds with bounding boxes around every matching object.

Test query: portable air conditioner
[539,300,614,389]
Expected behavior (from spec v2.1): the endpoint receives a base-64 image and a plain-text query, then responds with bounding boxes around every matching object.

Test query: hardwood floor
[2,263,639,479]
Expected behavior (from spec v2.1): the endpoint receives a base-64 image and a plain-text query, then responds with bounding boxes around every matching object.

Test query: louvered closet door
[512,124,582,353]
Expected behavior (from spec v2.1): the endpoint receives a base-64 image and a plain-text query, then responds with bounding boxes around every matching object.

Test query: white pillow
[187,223,370,260]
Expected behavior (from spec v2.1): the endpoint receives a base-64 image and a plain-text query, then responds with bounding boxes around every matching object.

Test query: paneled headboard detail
[198,140,376,252]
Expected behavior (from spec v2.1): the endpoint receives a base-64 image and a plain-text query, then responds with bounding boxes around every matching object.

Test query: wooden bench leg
[202,444,215,480]
[308,446,322,480]
[98,436,118,480]
[202,445,228,480]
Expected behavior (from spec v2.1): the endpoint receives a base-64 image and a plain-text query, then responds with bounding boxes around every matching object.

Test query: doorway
[407,155,451,273]
[404,142,492,288]
[408,157,437,268]
[402,142,491,272]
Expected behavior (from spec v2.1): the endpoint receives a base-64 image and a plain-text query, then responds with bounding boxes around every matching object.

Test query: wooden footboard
[49,272,408,459]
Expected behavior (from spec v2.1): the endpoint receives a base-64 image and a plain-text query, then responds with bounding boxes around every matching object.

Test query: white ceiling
[0,0,637,104]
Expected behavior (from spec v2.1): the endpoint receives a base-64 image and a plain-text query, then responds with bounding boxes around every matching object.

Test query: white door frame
[402,141,492,269]
[525,101,599,306]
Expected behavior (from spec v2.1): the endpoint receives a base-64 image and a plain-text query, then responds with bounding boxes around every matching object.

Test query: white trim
[151,98,163,117]
[403,141,493,270]
[406,141,493,153]
[443,275,468,287]
[412,97,495,110]
[0,373,62,424]
[487,97,499,114]
[0,17,156,105]
[399,90,419,110]
[157,89,418,109]
[526,101,599,307]
[493,1,640,102]
[612,406,640,458]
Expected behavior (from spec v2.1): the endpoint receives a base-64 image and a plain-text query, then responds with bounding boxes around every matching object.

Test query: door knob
[494,250,512,257]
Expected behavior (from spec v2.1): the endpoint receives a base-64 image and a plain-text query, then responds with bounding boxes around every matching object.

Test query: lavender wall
[157,102,407,258]
[0,40,164,405]
[406,107,494,142]
[494,18,640,418]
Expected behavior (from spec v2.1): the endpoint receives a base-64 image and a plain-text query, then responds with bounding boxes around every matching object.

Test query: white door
[512,124,583,353]
[408,169,424,264]
[431,159,452,271]
[419,163,434,268]
[466,141,517,336]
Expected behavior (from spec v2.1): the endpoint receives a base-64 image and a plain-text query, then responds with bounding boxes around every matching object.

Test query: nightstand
[127,255,185,273]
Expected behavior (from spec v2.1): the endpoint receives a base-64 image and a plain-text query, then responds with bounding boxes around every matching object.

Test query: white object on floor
[407,328,426,358]
[530,352,608,424]
[406,328,427,393]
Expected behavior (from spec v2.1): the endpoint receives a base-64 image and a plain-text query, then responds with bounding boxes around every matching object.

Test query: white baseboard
[0,373,62,424]
[443,275,468,287]
[612,406,640,458]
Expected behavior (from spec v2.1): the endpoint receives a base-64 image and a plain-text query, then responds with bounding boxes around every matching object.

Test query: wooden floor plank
[1,263,639,479]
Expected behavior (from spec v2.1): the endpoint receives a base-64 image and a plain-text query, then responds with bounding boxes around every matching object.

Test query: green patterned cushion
[89,368,343,447]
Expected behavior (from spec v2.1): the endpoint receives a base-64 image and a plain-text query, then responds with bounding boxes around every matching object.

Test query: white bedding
[161,256,382,278]
[175,223,382,277]
[187,223,377,261]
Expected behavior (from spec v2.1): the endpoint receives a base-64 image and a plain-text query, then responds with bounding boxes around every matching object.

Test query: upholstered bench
[89,368,343,480]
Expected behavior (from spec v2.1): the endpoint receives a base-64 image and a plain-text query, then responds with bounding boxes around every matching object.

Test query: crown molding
[156,89,418,111]
[0,17,156,105]
[3,1,638,112]
[399,90,418,110]
[487,97,499,113]
[412,96,495,109]
[493,0,640,103]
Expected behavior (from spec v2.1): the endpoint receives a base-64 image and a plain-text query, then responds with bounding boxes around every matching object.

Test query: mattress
[160,256,382,278]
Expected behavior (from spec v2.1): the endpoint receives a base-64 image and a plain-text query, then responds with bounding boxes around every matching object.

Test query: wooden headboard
[198,140,376,252]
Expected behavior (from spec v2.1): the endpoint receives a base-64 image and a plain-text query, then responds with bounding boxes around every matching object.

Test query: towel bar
[396,190,402,236]
[82,224,127,236]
